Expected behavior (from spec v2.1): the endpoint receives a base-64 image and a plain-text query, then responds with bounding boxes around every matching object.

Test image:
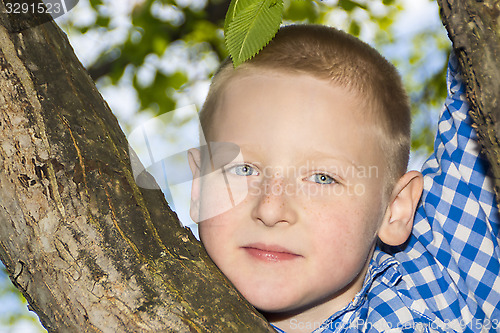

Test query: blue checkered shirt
[273,54,500,332]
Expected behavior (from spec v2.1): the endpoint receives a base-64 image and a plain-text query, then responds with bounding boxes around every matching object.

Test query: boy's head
[200,24,411,188]
[188,24,423,330]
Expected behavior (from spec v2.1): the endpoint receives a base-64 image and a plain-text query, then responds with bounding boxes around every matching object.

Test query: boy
[188,25,500,332]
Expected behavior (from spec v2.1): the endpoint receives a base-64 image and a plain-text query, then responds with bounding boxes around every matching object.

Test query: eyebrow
[201,142,240,169]
[300,148,363,171]
[210,142,263,158]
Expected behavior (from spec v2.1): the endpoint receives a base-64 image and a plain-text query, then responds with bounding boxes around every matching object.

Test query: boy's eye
[227,164,259,176]
[308,173,335,185]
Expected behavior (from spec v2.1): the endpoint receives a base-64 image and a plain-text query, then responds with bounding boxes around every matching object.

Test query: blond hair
[200,24,410,187]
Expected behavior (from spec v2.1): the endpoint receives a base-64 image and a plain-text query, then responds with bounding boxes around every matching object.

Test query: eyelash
[306,173,337,185]
[225,164,260,176]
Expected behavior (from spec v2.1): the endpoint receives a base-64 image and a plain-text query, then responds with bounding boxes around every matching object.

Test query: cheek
[305,196,381,255]
[199,218,231,267]
[198,204,246,254]
[197,173,250,222]
[199,214,232,243]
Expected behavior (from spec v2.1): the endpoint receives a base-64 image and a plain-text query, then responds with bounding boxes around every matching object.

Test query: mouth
[241,243,302,262]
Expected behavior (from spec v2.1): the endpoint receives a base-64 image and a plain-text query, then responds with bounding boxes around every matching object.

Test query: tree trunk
[438,0,500,206]
[0,1,274,332]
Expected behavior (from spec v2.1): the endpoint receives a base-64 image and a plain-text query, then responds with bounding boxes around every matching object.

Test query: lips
[242,243,302,262]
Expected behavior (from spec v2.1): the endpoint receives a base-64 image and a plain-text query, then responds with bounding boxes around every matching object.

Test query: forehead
[210,70,384,169]
[217,68,369,119]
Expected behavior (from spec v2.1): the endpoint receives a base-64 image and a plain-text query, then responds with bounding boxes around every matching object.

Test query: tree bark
[0,1,274,332]
[438,0,500,206]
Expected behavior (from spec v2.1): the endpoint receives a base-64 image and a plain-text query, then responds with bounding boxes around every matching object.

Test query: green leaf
[225,0,284,67]
[95,15,111,28]
[338,0,367,12]
[348,20,361,36]
[284,0,318,22]
[224,0,247,34]
[89,0,103,10]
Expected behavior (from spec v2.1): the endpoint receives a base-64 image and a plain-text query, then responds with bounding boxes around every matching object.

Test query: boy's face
[191,71,390,320]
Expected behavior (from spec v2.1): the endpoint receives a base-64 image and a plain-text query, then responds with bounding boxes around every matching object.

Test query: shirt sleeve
[397,52,500,332]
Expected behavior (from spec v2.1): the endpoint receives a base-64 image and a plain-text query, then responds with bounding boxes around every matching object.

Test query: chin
[254,302,289,313]
[245,292,303,314]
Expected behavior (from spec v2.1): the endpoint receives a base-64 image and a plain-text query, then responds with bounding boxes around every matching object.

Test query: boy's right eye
[226,164,259,176]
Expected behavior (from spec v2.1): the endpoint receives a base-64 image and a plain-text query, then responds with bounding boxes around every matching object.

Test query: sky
[0,0,446,331]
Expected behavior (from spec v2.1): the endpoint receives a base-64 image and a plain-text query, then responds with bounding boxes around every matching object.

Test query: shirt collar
[347,248,402,310]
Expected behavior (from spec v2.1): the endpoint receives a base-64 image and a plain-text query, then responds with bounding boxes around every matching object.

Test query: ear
[378,170,423,246]
[188,148,201,223]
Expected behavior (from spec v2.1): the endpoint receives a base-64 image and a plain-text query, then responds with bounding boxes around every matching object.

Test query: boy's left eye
[227,164,259,176]
[307,173,335,185]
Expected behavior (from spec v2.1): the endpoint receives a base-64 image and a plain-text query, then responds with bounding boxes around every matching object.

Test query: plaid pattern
[273,54,500,332]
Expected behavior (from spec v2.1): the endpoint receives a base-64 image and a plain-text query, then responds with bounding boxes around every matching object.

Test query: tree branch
[437,0,500,205]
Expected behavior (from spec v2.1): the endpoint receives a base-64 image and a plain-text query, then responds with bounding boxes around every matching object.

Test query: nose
[251,175,298,227]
